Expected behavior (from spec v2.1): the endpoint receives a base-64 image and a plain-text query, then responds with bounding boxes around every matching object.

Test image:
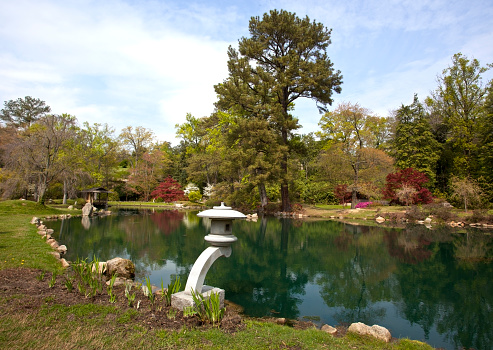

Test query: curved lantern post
[172,202,245,310]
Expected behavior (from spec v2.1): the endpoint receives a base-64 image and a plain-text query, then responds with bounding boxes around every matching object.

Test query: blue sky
[1,0,492,144]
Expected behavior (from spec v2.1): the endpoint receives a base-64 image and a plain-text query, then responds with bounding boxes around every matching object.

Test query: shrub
[466,209,493,224]
[151,176,185,202]
[188,191,202,203]
[405,205,426,222]
[383,168,433,205]
[355,201,372,209]
[299,182,337,204]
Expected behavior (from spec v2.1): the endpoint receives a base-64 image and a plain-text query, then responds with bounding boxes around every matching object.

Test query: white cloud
[1,0,492,144]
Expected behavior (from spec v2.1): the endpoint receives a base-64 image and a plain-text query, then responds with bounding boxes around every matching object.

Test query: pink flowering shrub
[355,201,372,209]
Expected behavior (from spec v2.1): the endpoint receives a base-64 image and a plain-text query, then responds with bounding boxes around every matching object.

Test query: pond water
[47,209,493,350]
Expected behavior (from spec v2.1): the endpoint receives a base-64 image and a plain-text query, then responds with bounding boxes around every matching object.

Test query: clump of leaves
[124,282,136,307]
[108,274,117,303]
[64,276,74,292]
[71,256,104,298]
[48,272,57,288]
[37,271,46,281]
[163,276,181,306]
[190,289,225,326]
[144,276,155,304]
[183,306,197,318]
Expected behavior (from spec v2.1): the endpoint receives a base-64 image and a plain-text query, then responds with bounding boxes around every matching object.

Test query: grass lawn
[0,200,435,350]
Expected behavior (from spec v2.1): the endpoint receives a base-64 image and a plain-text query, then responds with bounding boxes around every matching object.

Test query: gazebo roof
[81,187,110,193]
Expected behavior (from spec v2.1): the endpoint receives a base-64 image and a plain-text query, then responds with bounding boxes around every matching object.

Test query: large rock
[375,216,386,224]
[105,257,135,279]
[60,258,70,268]
[348,322,391,342]
[82,203,94,216]
[321,324,337,335]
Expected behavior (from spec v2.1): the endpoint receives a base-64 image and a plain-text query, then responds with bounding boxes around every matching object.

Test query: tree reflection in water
[47,211,493,350]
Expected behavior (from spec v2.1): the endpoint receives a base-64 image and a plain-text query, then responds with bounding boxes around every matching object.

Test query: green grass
[0,199,435,350]
[0,200,74,273]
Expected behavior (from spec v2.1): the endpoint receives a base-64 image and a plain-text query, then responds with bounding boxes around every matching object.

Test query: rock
[106,277,129,287]
[105,257,135,279]
[348,322,391,343]
[375,216,386,223]
[67,205,74,210]
[370,325,392,342]
[49,240,59,249]
[321,324,337,335]
[424,217,432,224]
[31,217,40,224]
[49,251,61,259]
[37,224,47,230]
[46,229,54,234]
[57,245,67,254]
[82,203,93,216]
[60,258,70,268]
[276,318,287,325]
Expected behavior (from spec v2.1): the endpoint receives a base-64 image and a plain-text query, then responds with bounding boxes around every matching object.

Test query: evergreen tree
[392,94,441,188]
[426,53,491,181]
[0,96,51,129]
[215,9,342,212]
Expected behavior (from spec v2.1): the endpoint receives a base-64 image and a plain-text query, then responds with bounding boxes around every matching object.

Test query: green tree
[215,9,343,212]
[427,53,491,179]
[450,176,483,212]
[81,122,122,187]
[392,94,441,187]
[318,102,393,208]
[477,81,493,201]
[119,126,155,167]
[0,96,51,129]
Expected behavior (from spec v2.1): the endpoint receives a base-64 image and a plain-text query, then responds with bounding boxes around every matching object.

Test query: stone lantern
[171,202,246,310]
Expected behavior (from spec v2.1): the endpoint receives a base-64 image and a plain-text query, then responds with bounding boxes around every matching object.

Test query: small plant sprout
[164,276,181,306]
[37,271,46,281]
[64,277,74,292]
[183,306,197,318]
[48,272,57,288]
[125,282,136,307]
[190,289,225,326]
[108,274,117,303]
[144,276,155,304]
[167,308,177,319]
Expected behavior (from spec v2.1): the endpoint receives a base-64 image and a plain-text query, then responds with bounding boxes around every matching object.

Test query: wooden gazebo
[81,187,110,208]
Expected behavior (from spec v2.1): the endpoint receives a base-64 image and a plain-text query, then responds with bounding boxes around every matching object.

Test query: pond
[47,208,493,350]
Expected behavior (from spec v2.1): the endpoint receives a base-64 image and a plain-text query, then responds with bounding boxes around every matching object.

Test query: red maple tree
[382,168,433,205]
[334,184,352,205]
[151,176,185,202]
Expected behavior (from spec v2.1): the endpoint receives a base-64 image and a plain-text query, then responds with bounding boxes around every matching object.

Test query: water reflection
[47,210,493,350]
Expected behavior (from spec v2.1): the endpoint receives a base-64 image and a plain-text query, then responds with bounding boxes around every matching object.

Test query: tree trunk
[351,189,357,209]
[281,183,290,212]
[258,183,268,213]
[62,179,68,205]
[280,127,291,213]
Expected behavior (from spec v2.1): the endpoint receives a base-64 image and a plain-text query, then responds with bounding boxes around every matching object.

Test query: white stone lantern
[171,202,246,310]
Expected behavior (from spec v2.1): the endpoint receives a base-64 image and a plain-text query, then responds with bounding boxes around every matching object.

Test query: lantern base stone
[171,286,225,311]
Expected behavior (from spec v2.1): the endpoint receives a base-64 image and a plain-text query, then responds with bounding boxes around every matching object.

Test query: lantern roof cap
[197,202,246,219]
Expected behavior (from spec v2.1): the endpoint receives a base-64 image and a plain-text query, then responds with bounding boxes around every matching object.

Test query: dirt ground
[0,268,319,334]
